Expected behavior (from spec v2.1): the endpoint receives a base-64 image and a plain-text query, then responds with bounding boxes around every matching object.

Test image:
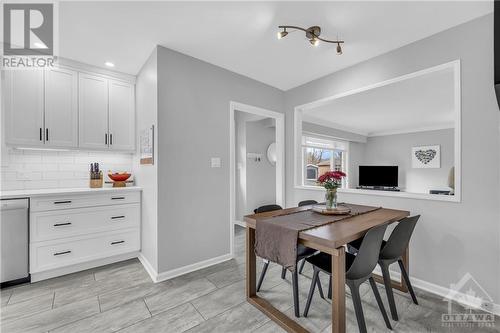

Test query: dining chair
[347,215,420,321]
[298,200,318,207]
[303,224,392,333]
[253,204,316,317]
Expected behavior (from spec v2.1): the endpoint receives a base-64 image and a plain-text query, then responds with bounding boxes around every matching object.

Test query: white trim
[31,251,139,282]
[233,220,247,228]
[294,60,462,203]
[155,253,233,283]
[229,101,285,256]
[368,123,455,137]
[303,115,369,137]
[338,188,460,202]
[373,267,500,316]
[138,253,158,283]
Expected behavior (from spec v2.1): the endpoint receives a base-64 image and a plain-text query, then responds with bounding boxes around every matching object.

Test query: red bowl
[108,173,131,182]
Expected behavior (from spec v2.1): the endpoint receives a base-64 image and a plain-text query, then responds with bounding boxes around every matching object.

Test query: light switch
[211,157,221,168]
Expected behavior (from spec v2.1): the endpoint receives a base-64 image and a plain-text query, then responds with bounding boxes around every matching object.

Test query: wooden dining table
[244,205,410,333]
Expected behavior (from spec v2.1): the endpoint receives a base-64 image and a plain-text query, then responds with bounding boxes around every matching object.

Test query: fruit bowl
[108,172,131,182]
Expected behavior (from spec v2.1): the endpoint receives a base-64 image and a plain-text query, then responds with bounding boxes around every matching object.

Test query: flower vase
[325,188,338,210]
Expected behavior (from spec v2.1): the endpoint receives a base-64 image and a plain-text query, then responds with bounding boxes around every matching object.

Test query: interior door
[108,80,135,151]
[3,70,45,147]
[78,73,109,149]
[44,68,78,148]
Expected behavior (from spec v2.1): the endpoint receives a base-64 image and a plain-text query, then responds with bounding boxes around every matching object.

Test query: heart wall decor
[411,145,441,168]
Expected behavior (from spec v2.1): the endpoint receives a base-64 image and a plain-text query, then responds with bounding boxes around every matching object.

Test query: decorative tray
[312,204,351,215]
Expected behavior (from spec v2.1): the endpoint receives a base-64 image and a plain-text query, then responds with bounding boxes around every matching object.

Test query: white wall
[156,45,284,273]
[245,119,276,216]
[361,129,454,193]
[0,147,132,190]
[285,14,500,303]
[133,48,159,272]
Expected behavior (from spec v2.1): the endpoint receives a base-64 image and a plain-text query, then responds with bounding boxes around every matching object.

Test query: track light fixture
[277,25,344,54]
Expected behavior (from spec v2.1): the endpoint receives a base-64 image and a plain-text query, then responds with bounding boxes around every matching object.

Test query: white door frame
[229,101,285,256]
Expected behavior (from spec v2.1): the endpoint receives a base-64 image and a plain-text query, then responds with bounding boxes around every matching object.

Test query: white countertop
[0,186,142,199]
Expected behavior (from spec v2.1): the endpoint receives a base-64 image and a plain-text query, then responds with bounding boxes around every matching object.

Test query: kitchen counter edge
[0,186,143,200]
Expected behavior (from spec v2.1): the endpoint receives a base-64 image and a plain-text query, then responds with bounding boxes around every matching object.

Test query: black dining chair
[298,200,318,207]
[303,224,392,333]
[347,215,420,321]
[253,204,316,317]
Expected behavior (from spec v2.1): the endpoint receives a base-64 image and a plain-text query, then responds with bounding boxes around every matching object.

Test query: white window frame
[300,134,349,188]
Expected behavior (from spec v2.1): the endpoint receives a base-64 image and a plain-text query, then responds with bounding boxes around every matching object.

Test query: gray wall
[285,15,500,303]
[245,119,276,216]
[156,46,284,272]
[361,129,454,193]
[133,48,159,271]
[302,121,367,143]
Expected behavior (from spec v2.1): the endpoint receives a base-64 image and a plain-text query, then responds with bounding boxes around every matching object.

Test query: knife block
[89,174,103,188]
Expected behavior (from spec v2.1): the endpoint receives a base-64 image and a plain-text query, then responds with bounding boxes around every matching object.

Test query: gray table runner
[254,203,380,272]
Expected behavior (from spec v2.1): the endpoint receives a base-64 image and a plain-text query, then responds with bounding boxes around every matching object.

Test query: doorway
[229,102,284,256]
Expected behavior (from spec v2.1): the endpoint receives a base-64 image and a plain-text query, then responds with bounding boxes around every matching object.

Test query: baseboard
[138,253,159,283]
[374,267,500,316]
[155,253,233,283]
[31,251,139,283]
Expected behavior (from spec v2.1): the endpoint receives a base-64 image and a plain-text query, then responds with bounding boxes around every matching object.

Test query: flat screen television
[359,166,398,188]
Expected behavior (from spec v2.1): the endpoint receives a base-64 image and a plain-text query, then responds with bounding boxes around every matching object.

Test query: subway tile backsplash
[0,147,133,191]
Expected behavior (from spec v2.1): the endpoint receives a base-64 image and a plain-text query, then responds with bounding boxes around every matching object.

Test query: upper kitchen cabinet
[44,68,78,148]
[78,73,109,150]
[79,75,136,152]
[4,70,45,147]
[109,80,135,151]
[3,63,136,152]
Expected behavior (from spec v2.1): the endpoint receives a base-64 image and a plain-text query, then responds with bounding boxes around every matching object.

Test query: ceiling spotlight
[336,42,342,55]
[277,28,288,39]
[277,25,344,53]
[105,61,115,68]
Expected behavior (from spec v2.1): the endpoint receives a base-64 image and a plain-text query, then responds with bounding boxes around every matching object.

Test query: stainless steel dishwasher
[1,198,30,287]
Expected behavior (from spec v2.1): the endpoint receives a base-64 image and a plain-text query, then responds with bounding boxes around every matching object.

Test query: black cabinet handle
[46,128,49,141]
[110,133,113,145]
[54,200,72,204]
[110,215,125,220]
[111,240,125,245]
[40,128,43,141]
[54,222,72,227]
[105,133,108,145]
[54,250,71,256]
[111,197,125,200]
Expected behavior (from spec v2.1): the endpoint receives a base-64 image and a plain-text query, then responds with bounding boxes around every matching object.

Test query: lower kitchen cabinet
[28,189,141,282]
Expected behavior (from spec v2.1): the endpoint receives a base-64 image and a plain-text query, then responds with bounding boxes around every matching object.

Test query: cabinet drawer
[30,191,140,212]
[30,204,140,242]
[30,230,139,273]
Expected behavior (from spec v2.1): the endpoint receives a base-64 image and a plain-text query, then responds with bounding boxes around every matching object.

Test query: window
[302,135,348,187]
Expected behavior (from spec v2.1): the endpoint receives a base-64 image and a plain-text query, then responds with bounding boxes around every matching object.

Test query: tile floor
[1,226,498,333]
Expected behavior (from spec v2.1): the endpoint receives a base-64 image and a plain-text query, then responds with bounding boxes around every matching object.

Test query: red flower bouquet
[317,171,346,190]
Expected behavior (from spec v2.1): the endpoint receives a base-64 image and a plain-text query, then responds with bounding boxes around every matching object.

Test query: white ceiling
[303,66,455,136]
[58,1,492,90]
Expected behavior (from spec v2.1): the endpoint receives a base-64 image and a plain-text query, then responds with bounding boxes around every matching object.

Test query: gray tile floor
[1,225,498,333]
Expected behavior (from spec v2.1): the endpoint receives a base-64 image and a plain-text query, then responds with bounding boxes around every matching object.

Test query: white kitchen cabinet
[28,188,141,282]
[78,73,109,149]
[109,80,135,151]
[4,70,45,147]
[44,68,78,148]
